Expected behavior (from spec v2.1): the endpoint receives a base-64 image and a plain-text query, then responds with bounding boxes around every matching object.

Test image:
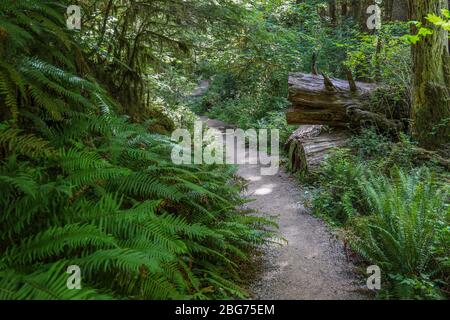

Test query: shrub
[311,149,367,225]
[383,134,418,170]
[349,168,449,299]
[350,129,421,173]
[310,136,449,299]
[349,128,391,161]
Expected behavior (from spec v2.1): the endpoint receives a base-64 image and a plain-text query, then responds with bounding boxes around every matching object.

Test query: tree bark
[341,0,349,17]
[286,73,402,132]
[350,0,361,21]
[409,0,450,149]
[328,0,337,25]
[384,0,394,21]
[350,0,372,29]
[285,125,349,173]
[392,0,409,21]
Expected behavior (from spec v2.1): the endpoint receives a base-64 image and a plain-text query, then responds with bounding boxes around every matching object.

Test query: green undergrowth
[305,129,449,299]
[0,1,276,300]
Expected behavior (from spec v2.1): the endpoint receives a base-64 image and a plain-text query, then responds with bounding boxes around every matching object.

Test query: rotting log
[286,73,402,132]
[285,72,408,173]
[285,125,349,173]
[404,145,450,171]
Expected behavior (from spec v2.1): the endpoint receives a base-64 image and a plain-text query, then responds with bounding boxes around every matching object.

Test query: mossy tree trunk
[409,0,450,149]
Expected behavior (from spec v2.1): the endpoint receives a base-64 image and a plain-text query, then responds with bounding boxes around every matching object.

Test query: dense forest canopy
[0,0,449,301]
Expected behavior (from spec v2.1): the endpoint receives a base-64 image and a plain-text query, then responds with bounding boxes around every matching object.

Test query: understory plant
[0,0,275,299]
[349,169,449,299]
[309,129,449,299]
[311,149,367,225]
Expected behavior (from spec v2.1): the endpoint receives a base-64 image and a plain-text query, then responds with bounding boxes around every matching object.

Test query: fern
[0,1,273,300]
[349,168,449,298]
[0,262,111,300]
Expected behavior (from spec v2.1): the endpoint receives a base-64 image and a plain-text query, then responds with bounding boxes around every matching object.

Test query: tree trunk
[287,73,378,127]
[341,0,348,17]
[409,0,450,149]
[384,0,394,21]
[350,0,361,21]
[350,0,372,29]
[285,125,349,173]
[392,0,409,21]
[328,0,337,25]
[286,73,403,132]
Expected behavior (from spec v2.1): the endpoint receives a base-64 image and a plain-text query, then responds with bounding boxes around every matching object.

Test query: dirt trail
[200,116,365,300]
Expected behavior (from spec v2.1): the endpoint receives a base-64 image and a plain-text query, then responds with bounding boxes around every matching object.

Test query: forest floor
[200,116,367,300]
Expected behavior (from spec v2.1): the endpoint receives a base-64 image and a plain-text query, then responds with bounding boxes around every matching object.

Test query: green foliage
[349,128,391,160]
[350,129,446,174]
[309,128,449,299]
[427,9,450,31]
[344,23,412,124]
[311,149,367,225]
[190,1,303,143]
[0,1,274,300]
[78,0,247,119]
[381,134,419,171]
[194,2,411,144]
[2,0,449,302]
[402,9,450,45]
[349,169,449,299]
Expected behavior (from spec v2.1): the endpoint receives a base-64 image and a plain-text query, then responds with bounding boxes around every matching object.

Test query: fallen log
[402,145,450,171]
[346,106,403,133]
[285,125,349,173]
[285,127,450,174]
[286,73,402,132]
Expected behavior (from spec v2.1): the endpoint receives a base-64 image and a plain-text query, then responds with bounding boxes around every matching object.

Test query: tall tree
[384,0,394,21]
[409,0,450,149]
[341,0,349,17]
[391,0,409,21]
[350,0,362,23]
[328,0,337,25]
[80,0,244,119]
